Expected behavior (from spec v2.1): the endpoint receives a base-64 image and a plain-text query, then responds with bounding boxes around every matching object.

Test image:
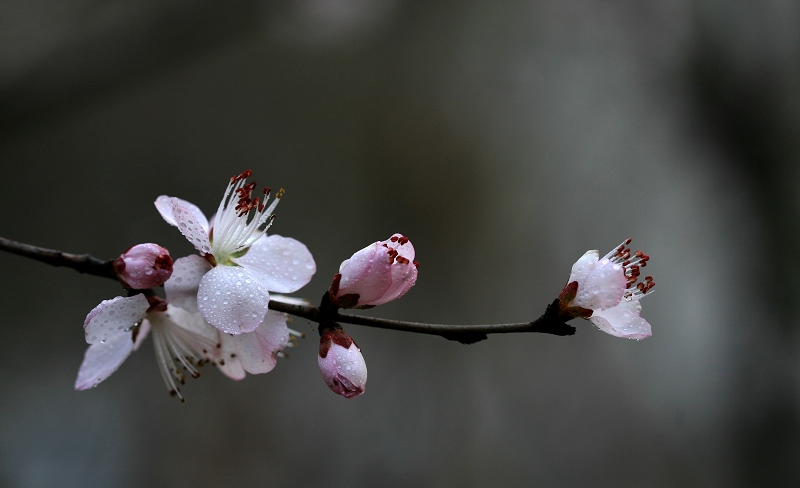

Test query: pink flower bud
[330,234,418,308]
[114,243,174,289]
[318,328,367,398]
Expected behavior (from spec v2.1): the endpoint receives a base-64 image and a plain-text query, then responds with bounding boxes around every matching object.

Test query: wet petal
[132,319,151,352]
[589,300,652,339]
[337,243,392,304]
[197,266,270,335]
[231,311,289,374]
[74,330,135,390]
[233,235,316,293]
[84,295,149,344]
[574,257,626,311]
[171,198,212,254]
[155,196,209,232]
[164,255,212,313]
[370,261,418,306]
[568,250,599,285]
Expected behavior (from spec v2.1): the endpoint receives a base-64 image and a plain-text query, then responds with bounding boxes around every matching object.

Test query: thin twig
[0,236,116,280]
[0,235,576,343]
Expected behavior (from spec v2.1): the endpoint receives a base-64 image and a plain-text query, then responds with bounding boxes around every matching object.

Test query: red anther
[413,261,419,267]
[626,283,632,288]
[645,276,653,281]
[398,236,409,245]
[258,204,265,212]
[634,250,643,257]
[263,187,271,195]
[390,236,399,242]
[622,260,630,267]
[637,283,645,291]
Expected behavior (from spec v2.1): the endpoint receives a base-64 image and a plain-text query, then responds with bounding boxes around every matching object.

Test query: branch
[0,236,116,280]
[0,235,576,343]
[268,298,575,344]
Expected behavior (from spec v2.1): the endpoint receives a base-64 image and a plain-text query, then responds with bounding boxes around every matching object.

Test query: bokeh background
[1,1,799,486]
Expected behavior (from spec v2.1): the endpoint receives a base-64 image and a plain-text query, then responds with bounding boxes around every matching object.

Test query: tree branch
[0,235,576,343]
[0,236,116,280]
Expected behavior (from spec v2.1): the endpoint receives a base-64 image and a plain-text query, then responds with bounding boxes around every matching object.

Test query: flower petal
[84,295,149,344]
[164,255,212,313]
[574,257,626,311]
[155,195,209,232]
[589,300,652,340]
[197,266,270,335]
[230,311,289,374]
[74,330,136,390]
[337,243,393,303]
[132,319,151,352]
[233,235,316,293]
[568,250,599,286]
[170,198,212,254]
[370,261,418,306]
[216,334,246,380]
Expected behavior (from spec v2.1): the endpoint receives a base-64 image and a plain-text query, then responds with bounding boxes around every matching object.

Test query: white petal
[84,295,149,344]
[568,250,599,285]
[155,195,209,232]
[132,319,151,352]
[171,198,212,254]
[231,311,289,374]
[74,330,135,390]
[197,266,270,335]
[233,235,316,293]
[216,334,246,380]
[574,258,627,311]
[164,255,212,313]
[589,300,652,339]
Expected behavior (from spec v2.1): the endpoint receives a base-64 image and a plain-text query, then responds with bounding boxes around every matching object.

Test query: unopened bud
[330,233,418,308]
[318,328,367,398]
[114,243,173,289]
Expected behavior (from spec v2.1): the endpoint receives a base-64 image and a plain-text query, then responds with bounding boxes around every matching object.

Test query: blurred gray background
[1,0,798,486]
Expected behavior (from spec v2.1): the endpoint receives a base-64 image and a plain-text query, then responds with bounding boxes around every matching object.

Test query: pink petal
[155,196,209,232]
[84,295,149,344]
[385,233,415,260]
[233,235,316,293]
[164,255,212,313]
[574,258,627,311]
[230,311,289,374]
[74,330,136,390]
[318,340,367,399]
[337,243,392,304]
[197,266,270,335]
[568,250,599,285]
[370,261,418,306]
[170,198,212,254]
[589,300,652,339]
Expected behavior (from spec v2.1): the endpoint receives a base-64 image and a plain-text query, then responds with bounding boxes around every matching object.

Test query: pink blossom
[561,239,654,340]
[155,170,316,335]
[113,243,173,289]
[318,328,367,398]
[330,233,418,308]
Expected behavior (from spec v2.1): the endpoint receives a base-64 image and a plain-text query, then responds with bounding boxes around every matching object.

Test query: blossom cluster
[75,171,423,400]
[73,170,655,401]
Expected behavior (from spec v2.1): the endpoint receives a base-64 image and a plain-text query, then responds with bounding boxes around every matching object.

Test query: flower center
[210,170,282,263]
[604,238,655,301]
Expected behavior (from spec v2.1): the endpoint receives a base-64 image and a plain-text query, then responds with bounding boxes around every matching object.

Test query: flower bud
[330,234,418,308]
[114,243,174,289]
[318,328,367,398]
